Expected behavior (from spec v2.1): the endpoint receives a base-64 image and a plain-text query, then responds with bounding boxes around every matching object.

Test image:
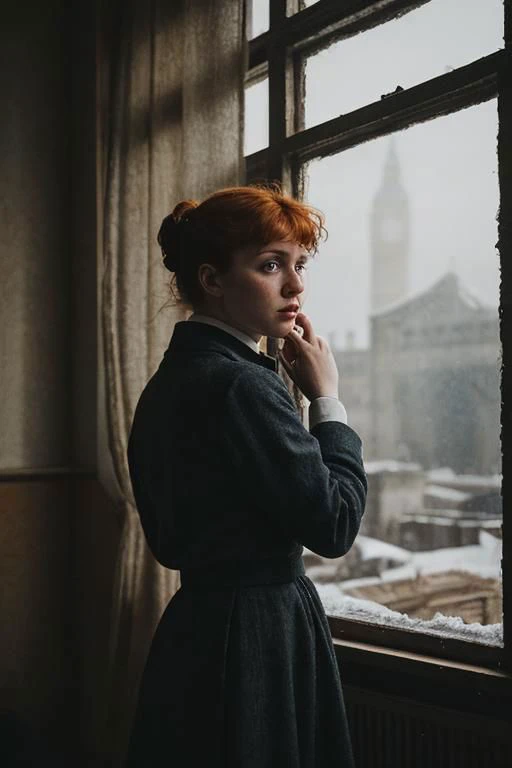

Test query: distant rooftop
[425,484,471,502]
[365,460,422,474]
[427,467,501,490]
[369,271,495,319]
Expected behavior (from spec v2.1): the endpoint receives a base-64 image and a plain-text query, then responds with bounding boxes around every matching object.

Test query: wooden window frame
[244,0,512,673]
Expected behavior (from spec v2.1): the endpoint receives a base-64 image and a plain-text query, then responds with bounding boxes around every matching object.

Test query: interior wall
[0,2,71,470]
[0,0,99,471]
[0,3,120,765]
[0,2,74,761]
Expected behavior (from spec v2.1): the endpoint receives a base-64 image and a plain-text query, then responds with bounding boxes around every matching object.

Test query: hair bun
[158,199,199,272]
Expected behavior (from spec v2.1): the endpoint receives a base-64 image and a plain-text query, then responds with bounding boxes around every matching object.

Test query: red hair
[158,183,327,308]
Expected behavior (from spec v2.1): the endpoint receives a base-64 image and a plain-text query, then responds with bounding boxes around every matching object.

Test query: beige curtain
[98,1,245,764]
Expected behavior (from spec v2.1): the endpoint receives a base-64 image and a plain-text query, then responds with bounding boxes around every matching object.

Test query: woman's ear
[198,263,223,298]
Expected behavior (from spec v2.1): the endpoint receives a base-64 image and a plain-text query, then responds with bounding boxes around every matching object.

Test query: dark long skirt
[126,561,355,767]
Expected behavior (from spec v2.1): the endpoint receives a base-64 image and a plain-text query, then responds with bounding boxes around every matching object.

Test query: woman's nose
[283,269,304,296]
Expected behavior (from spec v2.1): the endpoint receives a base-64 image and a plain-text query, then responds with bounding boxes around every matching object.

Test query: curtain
[98,1,245,764]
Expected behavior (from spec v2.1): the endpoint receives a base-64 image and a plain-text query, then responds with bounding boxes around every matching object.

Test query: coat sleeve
[222,366,367,558]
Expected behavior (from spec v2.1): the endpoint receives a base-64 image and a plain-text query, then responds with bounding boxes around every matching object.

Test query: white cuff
[309,397,348,430]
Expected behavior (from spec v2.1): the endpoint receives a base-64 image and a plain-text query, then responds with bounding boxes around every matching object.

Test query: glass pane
[300,100,503,646]
[288,0,320,12]
[305,0,504,128]
[244,78,269,155]
[247,0,269,39]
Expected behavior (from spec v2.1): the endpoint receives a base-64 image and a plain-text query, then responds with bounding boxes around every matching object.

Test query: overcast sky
[246,0,503,347]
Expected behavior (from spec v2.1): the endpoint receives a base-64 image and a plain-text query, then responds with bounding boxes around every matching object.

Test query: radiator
[343,686,512,768]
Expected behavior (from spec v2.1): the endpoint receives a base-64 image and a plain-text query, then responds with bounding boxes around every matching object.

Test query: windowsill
[331,632,512,721]
[332,634,511,681]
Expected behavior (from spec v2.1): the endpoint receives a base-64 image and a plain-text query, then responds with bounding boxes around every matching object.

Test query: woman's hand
[278,312,339,401]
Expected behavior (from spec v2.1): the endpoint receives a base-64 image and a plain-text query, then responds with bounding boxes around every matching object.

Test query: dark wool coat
[126,319,367,768]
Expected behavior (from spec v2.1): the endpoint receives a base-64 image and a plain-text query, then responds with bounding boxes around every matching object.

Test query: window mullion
[286,50,502,166]
[286,0,431,51]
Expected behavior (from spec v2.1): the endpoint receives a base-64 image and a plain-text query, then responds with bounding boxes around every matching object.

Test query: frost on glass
[304,0,504,128]
[300,101,503,646]
[244,78,269,156]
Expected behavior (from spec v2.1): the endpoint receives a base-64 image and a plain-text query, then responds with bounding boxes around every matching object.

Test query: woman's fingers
[281,313,313,366]
[294,312,315,345]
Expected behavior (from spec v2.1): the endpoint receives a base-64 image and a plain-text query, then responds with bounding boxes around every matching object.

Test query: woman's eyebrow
[257,249,310,259]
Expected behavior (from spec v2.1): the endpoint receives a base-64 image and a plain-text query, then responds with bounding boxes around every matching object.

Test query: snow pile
[356,535,410,562]
[315,583,504,646]
[380,528,502,581]
[425,484,471,502]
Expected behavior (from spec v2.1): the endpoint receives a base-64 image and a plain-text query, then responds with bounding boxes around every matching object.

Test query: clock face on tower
[381,217,403,242]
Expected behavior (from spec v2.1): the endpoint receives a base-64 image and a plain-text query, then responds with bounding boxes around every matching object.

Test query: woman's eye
[262,260,308,273]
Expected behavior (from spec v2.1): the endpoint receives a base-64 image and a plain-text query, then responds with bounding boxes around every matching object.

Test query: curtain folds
[98,1,245,764]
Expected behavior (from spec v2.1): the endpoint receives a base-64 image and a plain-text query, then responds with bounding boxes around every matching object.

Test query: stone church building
[334,141,501,475]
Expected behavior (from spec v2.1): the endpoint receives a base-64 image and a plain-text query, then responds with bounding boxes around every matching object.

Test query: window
[244,0,509,670]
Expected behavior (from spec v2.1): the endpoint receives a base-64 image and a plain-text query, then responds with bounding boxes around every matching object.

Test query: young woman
[126,185,367,767]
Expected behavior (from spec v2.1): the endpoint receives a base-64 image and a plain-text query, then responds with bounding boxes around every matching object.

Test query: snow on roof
[427,467,456,480]
[458,519,488,528]
[356,534,410,562]
[380,530,502,581]
[446,476,501,490]
[402,515,454,525]
[425,484,471,502]
[481,519,503,529]
[314,583,503,646]
[365,460,422,474]
[427,468,501,490]
[402,509,466,520]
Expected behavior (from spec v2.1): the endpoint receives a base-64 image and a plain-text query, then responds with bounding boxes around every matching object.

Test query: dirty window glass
[300,100,503,646]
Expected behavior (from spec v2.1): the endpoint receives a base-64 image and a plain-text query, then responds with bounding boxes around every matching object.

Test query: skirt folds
[126,574,355,768]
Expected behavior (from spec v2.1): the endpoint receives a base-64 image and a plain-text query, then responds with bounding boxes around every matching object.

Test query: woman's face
[203,239,310,342]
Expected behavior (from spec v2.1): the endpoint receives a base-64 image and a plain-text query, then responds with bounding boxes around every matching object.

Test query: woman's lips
[278,310,298,319]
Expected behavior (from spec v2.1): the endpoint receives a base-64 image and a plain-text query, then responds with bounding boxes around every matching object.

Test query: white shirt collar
[187,312,261,355]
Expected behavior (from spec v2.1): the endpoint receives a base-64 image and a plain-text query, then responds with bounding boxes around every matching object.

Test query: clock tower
[370,138,410,312]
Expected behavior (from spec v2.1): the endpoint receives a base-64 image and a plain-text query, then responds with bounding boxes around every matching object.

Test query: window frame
[244,0,511,672]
